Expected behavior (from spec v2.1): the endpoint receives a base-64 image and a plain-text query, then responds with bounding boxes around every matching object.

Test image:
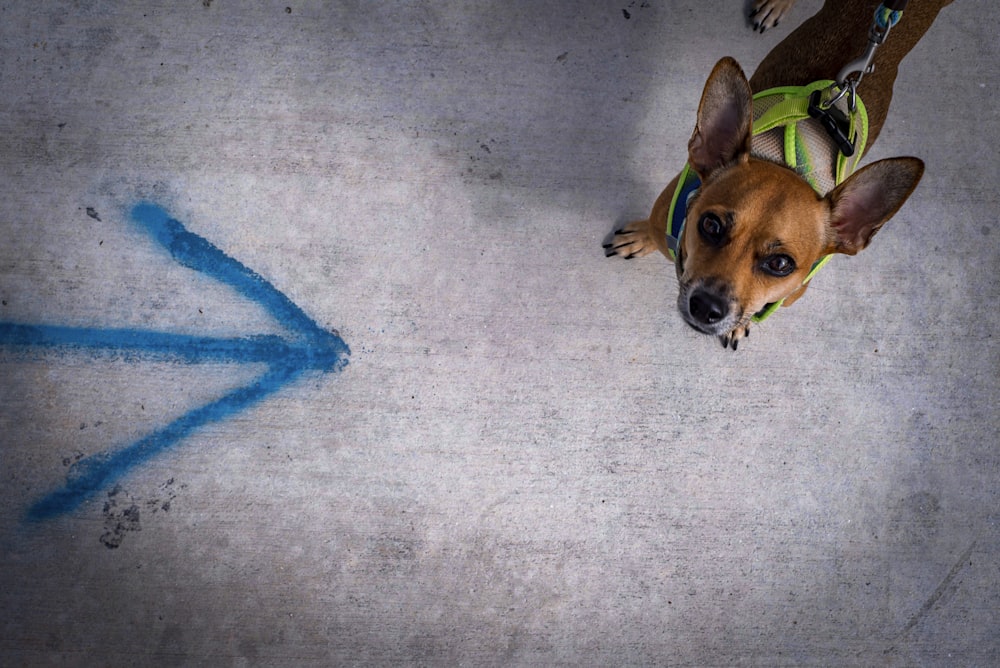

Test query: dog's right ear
[688,57,753,180]
[825,157,924,255]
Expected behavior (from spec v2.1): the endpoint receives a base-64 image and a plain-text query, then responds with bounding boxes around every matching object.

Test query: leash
[809,1,906,156]
[838,0,908,91]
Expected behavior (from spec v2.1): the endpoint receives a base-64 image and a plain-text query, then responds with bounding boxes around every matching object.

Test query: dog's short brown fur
[607,0,954,349]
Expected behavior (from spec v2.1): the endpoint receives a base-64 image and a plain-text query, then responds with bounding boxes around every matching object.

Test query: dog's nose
[688,290,728,325]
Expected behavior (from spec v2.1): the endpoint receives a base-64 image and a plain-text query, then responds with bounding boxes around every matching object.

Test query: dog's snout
[688,290,728,325]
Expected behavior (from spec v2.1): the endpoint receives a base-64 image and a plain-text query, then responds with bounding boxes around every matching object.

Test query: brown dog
[606,0,954,349]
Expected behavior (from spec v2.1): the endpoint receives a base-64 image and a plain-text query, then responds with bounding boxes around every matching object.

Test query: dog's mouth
[676,279,743,336]
[679,298,774,337]
[681,315,722,336]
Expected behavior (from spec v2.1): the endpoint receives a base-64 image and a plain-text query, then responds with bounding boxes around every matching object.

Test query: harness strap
[752,80,869,186]
[665,163,699,261]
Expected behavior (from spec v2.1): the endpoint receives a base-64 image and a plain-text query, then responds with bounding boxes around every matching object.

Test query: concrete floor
[1,1,998,665]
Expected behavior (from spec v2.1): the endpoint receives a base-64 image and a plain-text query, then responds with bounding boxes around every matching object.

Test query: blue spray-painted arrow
[0,203,350,521]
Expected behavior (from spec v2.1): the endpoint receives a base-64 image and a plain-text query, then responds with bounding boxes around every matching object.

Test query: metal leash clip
[808,82,857,157]
[836,1,907,95]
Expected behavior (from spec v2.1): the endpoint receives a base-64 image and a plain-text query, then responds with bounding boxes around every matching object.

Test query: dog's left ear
[826,157,925,255]
[688,57,753,180]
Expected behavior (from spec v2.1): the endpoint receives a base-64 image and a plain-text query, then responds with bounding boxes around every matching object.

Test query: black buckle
[808,90,856,157]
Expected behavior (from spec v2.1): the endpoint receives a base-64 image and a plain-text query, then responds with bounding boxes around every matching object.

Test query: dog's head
[675,57,924,343]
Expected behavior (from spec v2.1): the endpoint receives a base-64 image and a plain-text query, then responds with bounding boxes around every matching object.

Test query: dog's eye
[698,213,725,246]
[762,254,796,277]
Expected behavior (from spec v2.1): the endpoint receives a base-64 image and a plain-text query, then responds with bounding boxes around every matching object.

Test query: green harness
[666,80,869,322]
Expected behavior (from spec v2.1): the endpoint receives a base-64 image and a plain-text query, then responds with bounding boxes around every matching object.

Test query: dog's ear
[688,57,753,180]
[826,157,924,255]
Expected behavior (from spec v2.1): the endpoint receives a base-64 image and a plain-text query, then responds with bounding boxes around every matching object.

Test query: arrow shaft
[0,321,294,365]
[26,362,306,521]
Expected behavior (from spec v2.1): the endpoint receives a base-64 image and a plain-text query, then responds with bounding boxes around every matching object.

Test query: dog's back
[750,0,955,151]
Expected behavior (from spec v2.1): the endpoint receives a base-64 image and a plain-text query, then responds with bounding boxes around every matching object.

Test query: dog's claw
[719,324,751,351]
[604,221,655,260]
[749,0,791,32]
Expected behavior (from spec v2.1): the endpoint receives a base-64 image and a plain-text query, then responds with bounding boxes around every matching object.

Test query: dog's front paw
[749,0,796,32]
[603,220,656,260]
[719,324,750,351]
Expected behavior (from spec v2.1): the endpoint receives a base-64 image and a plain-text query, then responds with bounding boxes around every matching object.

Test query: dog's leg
[603,219,657,260]
[749,0,797,33]
[604,172,681,260]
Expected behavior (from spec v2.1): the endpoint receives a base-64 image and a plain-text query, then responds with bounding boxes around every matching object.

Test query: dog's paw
[748,0,795,33]
[719,324,750,351]
[603,220,656,260]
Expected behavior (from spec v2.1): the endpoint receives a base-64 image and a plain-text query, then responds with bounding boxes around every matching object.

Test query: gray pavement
[1,1,998,665]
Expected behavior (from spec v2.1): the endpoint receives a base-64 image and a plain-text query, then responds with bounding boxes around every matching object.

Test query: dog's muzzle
[677,280,740,336]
